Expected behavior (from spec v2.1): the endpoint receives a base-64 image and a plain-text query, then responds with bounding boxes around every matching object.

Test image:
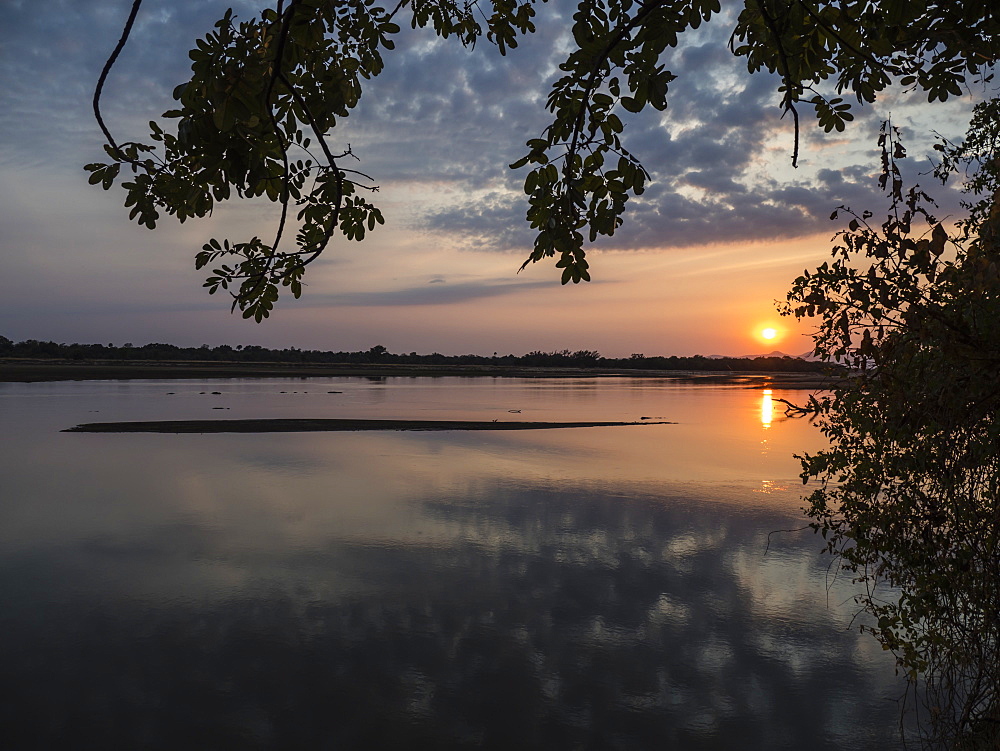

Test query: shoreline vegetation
[0,339,838,388]
[0,359,835,388]
[64,418,675,433]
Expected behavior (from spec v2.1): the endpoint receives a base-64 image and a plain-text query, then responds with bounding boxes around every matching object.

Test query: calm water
[0,377,905,749]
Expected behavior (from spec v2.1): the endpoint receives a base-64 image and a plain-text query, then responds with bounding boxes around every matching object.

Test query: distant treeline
[0,336,831,373]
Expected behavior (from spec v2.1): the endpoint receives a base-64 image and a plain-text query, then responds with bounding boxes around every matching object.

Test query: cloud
[416,12,967,254]
[0,0,265,170]
[420,191,534,251]
[4,1,962,248]
[0,0,975,352]
[305,277,554,307]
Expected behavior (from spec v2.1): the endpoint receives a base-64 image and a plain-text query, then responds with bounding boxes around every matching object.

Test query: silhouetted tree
[786,103,1000,747]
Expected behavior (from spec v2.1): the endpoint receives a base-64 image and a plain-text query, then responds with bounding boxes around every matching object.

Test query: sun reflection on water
[753,479,791,495]
[761,389,773,429]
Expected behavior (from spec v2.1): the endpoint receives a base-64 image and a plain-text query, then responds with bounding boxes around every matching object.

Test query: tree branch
[753,0,800,168]
[93,0,145,161]
[566,0,667,181]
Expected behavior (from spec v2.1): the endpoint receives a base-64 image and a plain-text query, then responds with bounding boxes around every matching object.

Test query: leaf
[620,96,642,113]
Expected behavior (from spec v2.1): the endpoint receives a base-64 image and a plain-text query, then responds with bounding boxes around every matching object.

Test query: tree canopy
[784,98,1000,747]
[88,0,999,320]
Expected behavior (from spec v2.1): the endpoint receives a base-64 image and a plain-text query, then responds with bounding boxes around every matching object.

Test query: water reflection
[0,481,902,749]
[0,380,903,748]
[761,389,773,429]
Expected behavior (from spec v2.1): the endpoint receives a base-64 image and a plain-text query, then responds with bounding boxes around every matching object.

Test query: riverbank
[0,358,839,388]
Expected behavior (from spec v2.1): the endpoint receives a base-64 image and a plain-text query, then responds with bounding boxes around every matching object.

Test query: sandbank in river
[64,418,674,433]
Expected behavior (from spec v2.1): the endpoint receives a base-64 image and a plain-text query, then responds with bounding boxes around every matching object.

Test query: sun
[753,321,785,346]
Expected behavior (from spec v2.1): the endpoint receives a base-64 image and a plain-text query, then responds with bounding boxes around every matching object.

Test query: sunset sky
[0,0,983,357]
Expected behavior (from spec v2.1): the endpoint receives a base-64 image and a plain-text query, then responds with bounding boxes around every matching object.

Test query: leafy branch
[783,104,1000,747]
[90,0,1000,315]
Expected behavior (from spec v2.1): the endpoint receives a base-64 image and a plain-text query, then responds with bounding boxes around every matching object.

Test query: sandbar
[64,418,675,434]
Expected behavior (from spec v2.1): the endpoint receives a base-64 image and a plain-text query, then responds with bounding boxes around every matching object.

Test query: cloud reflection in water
[0,381,903,748]
[1,477,903,749]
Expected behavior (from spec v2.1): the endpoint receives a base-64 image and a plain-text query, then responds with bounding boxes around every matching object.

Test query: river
[0,377,906,748]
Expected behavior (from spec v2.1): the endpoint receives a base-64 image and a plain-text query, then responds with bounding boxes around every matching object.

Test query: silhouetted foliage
[0,337,831,373]
[785,101,1000,748]
[89,0,1000,318]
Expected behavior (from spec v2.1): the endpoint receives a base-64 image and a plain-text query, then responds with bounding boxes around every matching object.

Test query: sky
[0,0,988,357]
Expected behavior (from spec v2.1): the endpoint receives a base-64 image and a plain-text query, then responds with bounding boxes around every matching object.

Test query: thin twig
[263,0,300,258]
[93,0,145,160]
[754,0,800,168]
[764,525,811,555]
